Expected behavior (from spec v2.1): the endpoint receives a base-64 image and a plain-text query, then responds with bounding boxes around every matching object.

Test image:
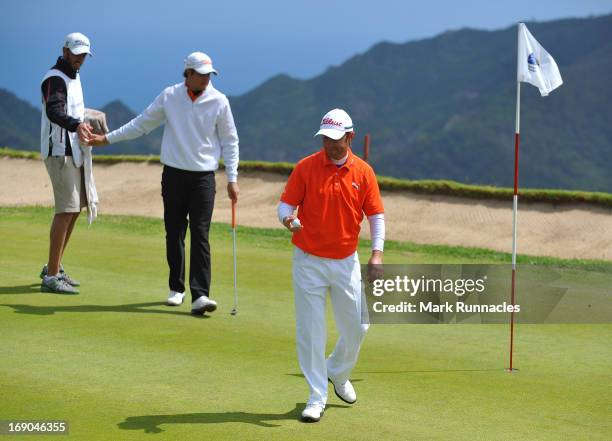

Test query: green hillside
[231,14,612,192]
[1,14,611,191]
[0,89,40,150]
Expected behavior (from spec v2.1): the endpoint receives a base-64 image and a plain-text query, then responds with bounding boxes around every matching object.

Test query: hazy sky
[1,0,610,110]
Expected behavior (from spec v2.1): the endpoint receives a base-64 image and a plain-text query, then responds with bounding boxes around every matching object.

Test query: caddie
[277,108,385,422]
[39,32,95,294]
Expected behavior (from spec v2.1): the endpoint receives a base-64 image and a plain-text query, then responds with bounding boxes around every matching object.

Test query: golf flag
[507,23,563,372]
[517,23,563,96]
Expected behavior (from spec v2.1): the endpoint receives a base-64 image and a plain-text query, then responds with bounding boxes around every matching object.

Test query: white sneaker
[167,291,185,306]
[329,378,357,404]
[191,296,217,315]
[301,403,325,423]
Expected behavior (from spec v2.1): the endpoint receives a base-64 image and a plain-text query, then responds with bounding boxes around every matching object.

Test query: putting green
[0,207,609,440]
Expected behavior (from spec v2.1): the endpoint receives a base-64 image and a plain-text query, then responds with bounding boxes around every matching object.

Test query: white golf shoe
[329,378,357,404]
[301,403,325,423]
[191,296,217,315]
[166,291,185,306]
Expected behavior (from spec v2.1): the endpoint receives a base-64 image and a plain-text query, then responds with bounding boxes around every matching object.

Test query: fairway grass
[0,207,610,440]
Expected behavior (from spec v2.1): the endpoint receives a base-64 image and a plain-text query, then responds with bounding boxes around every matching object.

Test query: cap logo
[69,39,89,47]
[321,117,343,128]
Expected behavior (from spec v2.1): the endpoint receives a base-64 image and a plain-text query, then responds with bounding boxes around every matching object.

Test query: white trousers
[292,247,369,407]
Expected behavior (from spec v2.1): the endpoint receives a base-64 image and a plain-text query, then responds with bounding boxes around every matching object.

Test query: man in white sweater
[88,52,239,315]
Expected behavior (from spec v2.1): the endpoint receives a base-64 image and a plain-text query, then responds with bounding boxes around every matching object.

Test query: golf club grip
[231,200,236,228]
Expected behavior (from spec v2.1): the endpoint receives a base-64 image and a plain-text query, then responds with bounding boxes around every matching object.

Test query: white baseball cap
[314,108,354,140]
[184,52,218,75]
[64,32,92,56]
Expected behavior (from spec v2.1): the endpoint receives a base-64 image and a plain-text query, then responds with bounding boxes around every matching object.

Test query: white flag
[517,23,563,96]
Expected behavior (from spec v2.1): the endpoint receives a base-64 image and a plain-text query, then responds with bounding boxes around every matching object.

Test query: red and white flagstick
[507,75,521,372]
[363,134,370,163]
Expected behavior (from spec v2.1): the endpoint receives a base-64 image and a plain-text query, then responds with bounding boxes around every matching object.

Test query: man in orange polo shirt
[278,108,385,423]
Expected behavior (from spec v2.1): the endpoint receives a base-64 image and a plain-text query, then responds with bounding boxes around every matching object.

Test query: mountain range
[1,13,610,192]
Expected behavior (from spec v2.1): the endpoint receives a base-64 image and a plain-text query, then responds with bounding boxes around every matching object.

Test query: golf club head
[230,308,238,316]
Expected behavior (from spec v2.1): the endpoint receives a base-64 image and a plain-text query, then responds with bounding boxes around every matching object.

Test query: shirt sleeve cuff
[67,120,81,132]
[277,201,296,224]
[105,131,118,144]
[226,170,238,183]
[371,238,384,252]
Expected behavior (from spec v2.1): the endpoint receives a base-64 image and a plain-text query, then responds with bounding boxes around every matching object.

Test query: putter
[231,200,238,316]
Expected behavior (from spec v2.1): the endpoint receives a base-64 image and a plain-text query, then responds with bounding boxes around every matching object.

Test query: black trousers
[161,165,216,301]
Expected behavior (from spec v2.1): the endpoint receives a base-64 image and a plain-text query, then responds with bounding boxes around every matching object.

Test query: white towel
[82,109,107,225]
[81,145,98,224]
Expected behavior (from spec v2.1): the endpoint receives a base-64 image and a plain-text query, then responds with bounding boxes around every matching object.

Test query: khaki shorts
[44,156,87,214]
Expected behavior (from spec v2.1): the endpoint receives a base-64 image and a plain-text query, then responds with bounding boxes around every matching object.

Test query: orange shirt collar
[185,82,204,102]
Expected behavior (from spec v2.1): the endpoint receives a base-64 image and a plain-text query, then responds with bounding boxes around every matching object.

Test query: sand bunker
[1,157,610,260]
